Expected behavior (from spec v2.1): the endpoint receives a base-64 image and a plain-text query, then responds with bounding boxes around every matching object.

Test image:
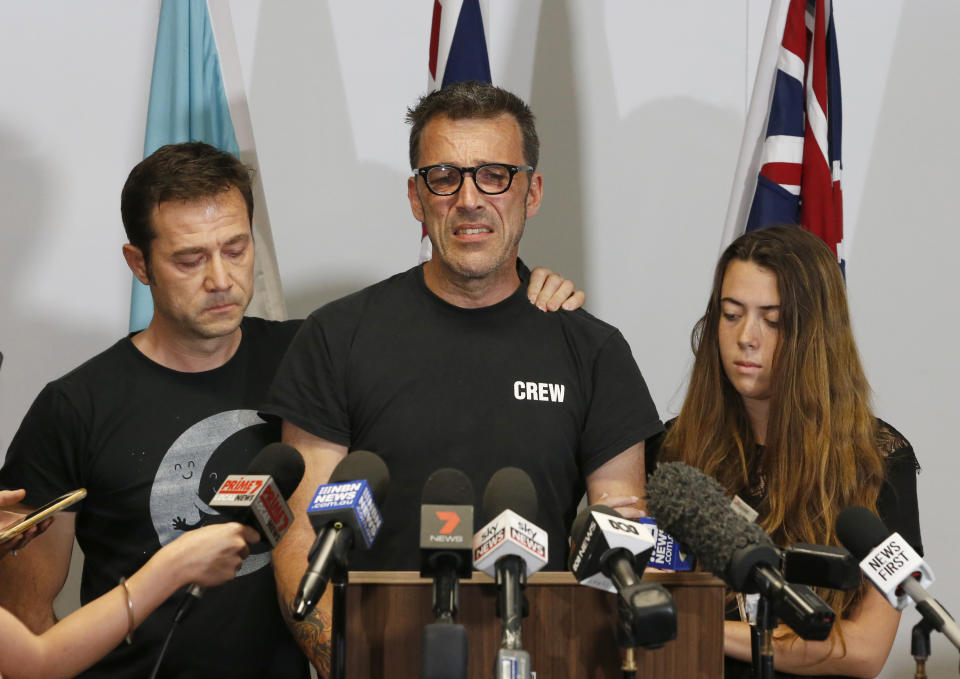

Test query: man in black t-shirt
[0,143,310,679]
[262,82,664,673]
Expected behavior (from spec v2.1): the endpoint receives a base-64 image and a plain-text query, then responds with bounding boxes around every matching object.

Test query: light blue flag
[130,0,240,331]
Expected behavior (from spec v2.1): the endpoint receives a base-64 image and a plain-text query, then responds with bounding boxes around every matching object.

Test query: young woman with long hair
[649,226,922,678]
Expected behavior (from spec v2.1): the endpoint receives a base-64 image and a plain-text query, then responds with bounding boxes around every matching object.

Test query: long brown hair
[662,226,885,622]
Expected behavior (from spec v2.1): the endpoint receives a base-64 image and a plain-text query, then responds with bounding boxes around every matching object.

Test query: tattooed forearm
[285,604,332,677]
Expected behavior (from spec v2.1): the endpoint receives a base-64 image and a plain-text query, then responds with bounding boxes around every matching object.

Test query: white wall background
[1,2,956,675]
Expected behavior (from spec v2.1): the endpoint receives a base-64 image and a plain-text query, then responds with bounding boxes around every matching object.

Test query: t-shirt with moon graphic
[0,317,308,679]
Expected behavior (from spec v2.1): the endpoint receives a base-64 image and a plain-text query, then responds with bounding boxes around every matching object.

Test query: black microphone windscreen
[646,461,773,576]
[246,442,305,499]
[481,467,537,524]
[329,450,390,505]
[835,506,890,561]
[569,504,620,547]
[422,468,474,506]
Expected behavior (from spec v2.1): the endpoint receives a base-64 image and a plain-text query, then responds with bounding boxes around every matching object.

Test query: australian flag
[745,0,844,269]
[420,0,492,263]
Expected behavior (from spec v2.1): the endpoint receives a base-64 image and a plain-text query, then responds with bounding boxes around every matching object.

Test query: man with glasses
[261,81,662,673]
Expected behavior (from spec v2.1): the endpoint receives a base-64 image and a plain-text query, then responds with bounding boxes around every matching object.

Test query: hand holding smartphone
[0,489,86,543]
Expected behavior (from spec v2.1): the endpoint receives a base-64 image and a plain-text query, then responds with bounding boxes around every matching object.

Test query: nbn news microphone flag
[420,0,492,263]
[723,0,845,270]
[130,0,239,331]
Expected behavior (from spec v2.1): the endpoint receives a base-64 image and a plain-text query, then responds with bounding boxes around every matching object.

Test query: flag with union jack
[724,0,844,269]
[420,0,492,263]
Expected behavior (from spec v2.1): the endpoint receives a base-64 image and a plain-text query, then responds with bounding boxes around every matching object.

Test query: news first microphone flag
[721,0,845,270]
[419,0,493,264]
[130,0,285,331]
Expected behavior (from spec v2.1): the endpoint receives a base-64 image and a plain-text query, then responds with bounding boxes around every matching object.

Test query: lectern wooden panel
[344,571,723,678]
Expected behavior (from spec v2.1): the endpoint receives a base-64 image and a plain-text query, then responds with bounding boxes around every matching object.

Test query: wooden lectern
[343,571,724,677]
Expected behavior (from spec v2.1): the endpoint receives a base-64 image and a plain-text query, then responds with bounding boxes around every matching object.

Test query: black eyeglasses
[413,163,534,196]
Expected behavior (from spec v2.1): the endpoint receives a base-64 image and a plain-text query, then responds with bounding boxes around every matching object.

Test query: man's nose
[204,255,232,291]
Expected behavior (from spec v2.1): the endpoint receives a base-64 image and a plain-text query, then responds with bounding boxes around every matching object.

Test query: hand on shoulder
[527,266,585,312]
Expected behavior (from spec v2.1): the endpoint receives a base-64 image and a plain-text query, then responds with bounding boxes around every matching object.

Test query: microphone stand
[331,566,348,679]
[615,598,639,679]
[911,618,934,679]
[751,593,775,679]
[420,557,468,679]
[494,556,531,679]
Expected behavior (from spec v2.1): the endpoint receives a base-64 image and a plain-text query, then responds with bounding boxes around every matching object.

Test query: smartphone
[0,489,86,543]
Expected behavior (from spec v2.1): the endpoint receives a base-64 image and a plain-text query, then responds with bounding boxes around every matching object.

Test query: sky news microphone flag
[419,0,493,264]
[130,0,285,331]
[721,0,845,270]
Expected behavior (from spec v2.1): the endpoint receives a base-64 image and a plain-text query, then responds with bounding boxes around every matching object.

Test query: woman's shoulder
[875,418,920,470]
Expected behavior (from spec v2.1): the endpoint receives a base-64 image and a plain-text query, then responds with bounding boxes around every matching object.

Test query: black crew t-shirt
[262,265,663,570]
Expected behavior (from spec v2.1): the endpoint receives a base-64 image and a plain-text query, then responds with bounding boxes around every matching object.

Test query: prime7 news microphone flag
[209,442,302,546]
[647,462,835,641]
[293,450,389,621]
[473,467,546,679]
[836,506,960,650]
[420,468,474,679]
[569,505,677,649]
[175,442,304,623]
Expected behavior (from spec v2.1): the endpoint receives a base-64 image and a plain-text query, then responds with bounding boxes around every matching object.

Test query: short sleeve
[578,331,663,475]
[876,424,923,556]
[260,309,352,446]
[0,383,89,508]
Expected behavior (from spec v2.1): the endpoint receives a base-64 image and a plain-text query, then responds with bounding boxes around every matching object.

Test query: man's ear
[122,244,151,286]
[408,175,425,223]
[524,171,543,218]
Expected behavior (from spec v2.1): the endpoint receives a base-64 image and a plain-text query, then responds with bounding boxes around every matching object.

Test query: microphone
[293,450,389,621]
[781,543,861,591]
[473,468,547,679]
[569,505,654,591]
[647,462,835,640]
[419,469,474,679]
[836,506,960,649]
[569,505,677,648]
[176,442,304,622]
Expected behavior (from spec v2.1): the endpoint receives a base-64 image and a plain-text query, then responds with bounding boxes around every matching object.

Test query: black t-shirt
[0,317,308,679]
[646,418,923,679]
[262,265,663,571]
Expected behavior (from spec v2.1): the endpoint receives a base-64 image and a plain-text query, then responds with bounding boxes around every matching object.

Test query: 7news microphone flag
[131,0,285,331]
[419,0,492,264]
[721,0,845,270]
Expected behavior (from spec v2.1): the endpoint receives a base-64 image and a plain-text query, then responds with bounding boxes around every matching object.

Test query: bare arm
[526,266,585,311]
[273,420,349,677]
[585,442,646,519]
[0,504,75,633]
[724,586,900,678]
[0,522,257,679]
